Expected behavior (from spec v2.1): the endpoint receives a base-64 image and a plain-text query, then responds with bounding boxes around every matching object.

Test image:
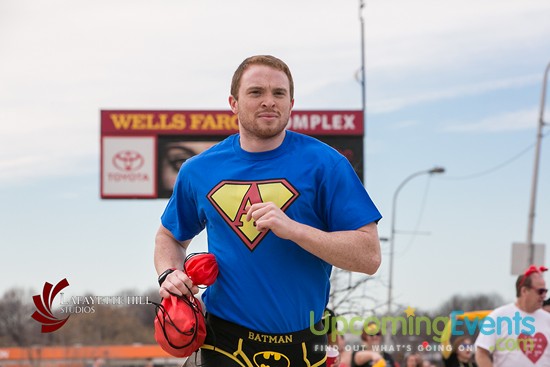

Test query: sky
[1,0,550,316]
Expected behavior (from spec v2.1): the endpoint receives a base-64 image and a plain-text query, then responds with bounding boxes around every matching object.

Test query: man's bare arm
[247,202,381,274]
[154,225,197,298]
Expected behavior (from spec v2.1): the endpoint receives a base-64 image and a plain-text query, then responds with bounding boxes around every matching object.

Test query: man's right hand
[159,269,199,298]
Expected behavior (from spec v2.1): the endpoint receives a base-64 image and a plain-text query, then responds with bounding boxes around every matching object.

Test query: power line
[443,131,549,181]
[395,176,432,258]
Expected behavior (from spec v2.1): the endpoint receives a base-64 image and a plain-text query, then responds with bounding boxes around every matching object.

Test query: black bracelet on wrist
[158,268,176,287]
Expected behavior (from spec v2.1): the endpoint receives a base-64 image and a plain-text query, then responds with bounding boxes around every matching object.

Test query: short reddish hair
[230,55,294,100]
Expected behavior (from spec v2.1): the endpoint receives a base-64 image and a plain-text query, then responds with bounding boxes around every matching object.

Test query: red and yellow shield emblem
[207,179,299,251]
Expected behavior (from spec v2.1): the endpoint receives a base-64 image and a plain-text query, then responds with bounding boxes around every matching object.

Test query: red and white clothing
[475,303,550,366]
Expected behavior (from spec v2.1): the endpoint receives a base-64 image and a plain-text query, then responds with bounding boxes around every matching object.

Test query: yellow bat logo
[253,351,290,367]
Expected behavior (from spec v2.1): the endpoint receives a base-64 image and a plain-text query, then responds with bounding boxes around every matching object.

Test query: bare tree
[328,268,380,317]
[0,288,51,367]
[436,293,504,317]
[119,288,160,330]
[0,288,39,347]
[0,287,159,347]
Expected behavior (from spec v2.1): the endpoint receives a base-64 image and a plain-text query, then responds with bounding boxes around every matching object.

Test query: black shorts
[201,314,328,367]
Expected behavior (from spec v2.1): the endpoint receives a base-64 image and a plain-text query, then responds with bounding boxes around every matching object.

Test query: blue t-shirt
[161,131,381,333]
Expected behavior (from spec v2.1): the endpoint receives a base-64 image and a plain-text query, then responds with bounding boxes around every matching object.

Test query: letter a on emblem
[207,179,299,250]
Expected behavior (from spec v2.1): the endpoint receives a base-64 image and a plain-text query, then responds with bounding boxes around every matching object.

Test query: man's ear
[520,286,528,296]
[229,95,238,114]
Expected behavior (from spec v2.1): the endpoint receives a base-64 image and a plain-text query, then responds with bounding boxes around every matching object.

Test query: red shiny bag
[153,253,218,357]
[184,253,218,286]
[154,293,206,357]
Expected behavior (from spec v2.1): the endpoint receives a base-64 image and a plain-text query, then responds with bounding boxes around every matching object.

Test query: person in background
[351,323,395,367]
[323,308,350,367]
[543,297,550,313]
[475,265,550,366]
[403,353,423,367]
[443,336,477,367]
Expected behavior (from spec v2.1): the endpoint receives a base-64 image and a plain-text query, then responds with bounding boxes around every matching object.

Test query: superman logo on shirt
[207,179,299,251]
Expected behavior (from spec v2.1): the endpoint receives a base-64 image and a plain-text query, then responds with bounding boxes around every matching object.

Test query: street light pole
[386,166,445,316]
[526,61,550,264]
[358,0,367,183]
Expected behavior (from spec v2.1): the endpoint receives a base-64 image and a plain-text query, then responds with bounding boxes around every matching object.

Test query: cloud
[0,106,98,185]
[1,0,549,186]
[368,74,541,114]
[364,0,550,75]
[443,107,539,133]
[390,120,420,130]
[0,152,94,186]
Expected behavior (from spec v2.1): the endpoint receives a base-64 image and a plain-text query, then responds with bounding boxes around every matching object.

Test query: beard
[238,113,289,140]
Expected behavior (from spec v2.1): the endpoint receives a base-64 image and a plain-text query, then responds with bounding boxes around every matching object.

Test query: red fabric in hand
[153,253,218,358]
[154,294,206,357]
[185,253,219,286]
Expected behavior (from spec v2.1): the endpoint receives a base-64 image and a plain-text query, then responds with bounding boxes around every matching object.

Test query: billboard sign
[101,137,156,198]
[100,110,364,199]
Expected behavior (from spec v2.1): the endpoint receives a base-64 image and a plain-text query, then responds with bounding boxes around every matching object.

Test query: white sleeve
[474,312,498,354]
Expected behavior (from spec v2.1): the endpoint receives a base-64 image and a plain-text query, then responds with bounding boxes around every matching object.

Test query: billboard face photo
[157,138,218,198]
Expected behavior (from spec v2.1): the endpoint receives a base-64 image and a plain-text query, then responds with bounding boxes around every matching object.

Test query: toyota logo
[112,150,145,172]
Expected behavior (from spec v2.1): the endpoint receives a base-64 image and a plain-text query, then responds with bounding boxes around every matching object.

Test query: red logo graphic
[112,150,144,172]
[207,179,299,251]
[31,278,70,333]
[518,332,548,363]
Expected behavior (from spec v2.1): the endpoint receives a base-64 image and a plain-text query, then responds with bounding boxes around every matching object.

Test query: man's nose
[261,95,276,108]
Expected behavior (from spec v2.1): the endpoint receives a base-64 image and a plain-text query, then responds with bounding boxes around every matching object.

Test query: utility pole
[526,61,550,264]
[359,0,367,183]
